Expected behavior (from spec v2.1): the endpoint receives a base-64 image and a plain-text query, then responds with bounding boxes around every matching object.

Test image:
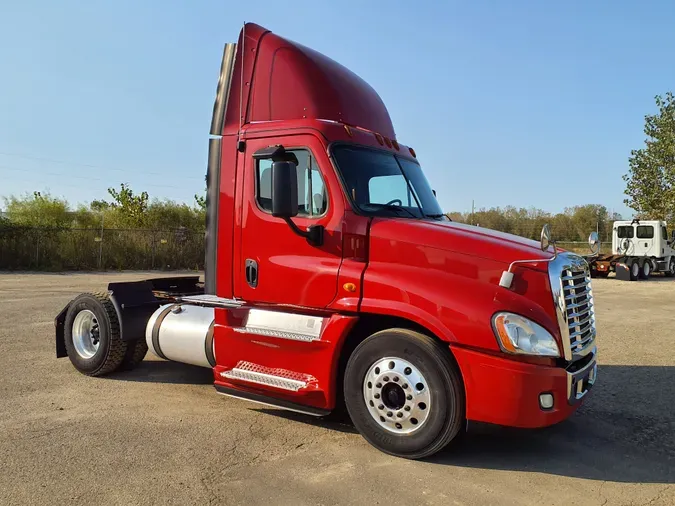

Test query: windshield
[332,145,445,219]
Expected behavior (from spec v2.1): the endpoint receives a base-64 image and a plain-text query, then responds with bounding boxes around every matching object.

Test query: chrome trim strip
[233,326,319,342]
[178,294,244,308]
[216,391,325,417]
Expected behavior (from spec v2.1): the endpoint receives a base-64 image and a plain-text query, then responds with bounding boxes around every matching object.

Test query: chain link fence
[0,227,205,271]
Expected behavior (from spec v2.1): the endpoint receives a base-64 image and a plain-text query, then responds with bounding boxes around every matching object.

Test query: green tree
[107,183,149,227]
[623,92,675,221]
[2,191,72,227]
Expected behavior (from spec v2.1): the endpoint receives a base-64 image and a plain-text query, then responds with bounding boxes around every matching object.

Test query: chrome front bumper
[566,348,598,405]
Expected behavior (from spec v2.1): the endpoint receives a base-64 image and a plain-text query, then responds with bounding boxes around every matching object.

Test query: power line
[1,165,202,191]
[0,151,206,180]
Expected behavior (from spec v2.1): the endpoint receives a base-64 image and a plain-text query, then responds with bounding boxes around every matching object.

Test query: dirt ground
[0,271,673,506]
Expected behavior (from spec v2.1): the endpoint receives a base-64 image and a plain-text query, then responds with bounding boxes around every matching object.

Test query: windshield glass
[332,145,445,219]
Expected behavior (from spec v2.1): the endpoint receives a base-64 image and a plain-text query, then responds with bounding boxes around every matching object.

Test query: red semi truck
[54,23,598,459]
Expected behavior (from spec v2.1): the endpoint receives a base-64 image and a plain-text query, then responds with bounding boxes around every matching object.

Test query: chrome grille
[561,268,595,356]
[549,253,597,361]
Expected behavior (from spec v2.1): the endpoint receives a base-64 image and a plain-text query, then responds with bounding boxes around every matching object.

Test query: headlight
[492,312,560,357]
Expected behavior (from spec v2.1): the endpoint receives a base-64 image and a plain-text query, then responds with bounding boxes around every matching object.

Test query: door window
[256,149,327,217]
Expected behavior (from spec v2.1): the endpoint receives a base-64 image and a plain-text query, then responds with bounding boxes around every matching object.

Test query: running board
[219,362,313,392]
[215,385,330,417]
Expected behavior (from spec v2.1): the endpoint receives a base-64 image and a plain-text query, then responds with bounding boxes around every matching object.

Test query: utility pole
[471,200,475,225]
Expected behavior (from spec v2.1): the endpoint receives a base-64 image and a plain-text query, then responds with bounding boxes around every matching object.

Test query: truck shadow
[109,361,674,484]
[256,365,675,484]
[433,364,675,484]
[110,359,214,385]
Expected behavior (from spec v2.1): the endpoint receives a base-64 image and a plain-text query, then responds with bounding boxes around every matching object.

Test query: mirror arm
[499,243,558,289]
[283,218,324,246]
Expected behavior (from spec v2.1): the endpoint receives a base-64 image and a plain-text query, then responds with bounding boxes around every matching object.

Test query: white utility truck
[587,220,675,280]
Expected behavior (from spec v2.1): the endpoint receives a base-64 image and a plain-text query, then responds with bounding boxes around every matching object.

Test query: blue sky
[2,1,674,218]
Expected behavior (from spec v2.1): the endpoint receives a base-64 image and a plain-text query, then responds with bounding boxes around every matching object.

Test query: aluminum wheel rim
[643,262,650,276]
[632,262,639,277]
[670,262,675,275]
[363,356,431,435]
[72,310,100,359]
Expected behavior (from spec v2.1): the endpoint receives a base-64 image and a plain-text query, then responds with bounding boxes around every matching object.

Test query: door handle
[245,259,258,288]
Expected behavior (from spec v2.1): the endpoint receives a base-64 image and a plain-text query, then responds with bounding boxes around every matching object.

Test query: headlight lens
[492,312,560,357]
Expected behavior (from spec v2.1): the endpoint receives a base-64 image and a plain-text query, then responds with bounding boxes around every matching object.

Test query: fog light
[539,393,554,410]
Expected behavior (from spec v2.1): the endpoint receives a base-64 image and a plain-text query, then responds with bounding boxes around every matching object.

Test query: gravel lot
[0,271,673,505]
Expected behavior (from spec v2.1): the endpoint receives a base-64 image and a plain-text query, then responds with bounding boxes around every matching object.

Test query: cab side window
[256,149,327,217]
[637,226,654,239]
[617,226,634,238]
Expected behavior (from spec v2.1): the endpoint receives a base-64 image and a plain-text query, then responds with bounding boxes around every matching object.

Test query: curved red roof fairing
[221,23,396,140]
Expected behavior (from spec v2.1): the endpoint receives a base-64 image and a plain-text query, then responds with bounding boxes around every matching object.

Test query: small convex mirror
[588,231,600,254]
[541,224,552,252]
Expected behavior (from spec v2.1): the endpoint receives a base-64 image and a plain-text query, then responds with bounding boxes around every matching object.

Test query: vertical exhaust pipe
[205,43,237,295]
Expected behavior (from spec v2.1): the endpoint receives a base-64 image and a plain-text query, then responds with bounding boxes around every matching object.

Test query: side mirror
[588,231,600,255]
[541,224,552,252]
[271,161,298,218]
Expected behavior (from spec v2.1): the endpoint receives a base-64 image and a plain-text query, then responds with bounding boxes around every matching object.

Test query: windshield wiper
[424,213,446,219]
[365,203,419,219]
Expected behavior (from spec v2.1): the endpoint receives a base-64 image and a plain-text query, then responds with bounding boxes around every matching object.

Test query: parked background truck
[54,23,598,459]
[587,219,675,280]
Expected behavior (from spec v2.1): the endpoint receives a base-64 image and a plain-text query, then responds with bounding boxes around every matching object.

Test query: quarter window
[256,149,328,217]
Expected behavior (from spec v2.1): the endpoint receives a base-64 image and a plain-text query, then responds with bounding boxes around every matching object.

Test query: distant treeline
[447,204,621,242]
[0,186,618,270]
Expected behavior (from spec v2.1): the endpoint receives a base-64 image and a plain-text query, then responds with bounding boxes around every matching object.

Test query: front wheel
[344,329,465,459]
[664,259,675,278]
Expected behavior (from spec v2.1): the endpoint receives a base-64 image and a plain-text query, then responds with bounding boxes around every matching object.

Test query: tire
[664,260,675,278]
[120,339,148,371]
[630,260,640,281]
[640,260,651,280]
[64,292,127,376]
[343,328,465,460]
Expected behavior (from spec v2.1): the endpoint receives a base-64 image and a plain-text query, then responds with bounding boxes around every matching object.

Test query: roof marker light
[384,137,392,148]
[392,140,400,150]
[375,133,384,145]
[409,147,416,158]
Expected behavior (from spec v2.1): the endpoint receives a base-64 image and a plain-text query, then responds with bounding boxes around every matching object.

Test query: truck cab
[54,23,598,460]
[612,220,674,257]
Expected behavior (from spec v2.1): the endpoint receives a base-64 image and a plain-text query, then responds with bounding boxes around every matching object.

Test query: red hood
[370,219,554,268]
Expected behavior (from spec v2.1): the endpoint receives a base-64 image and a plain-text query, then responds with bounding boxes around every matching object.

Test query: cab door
[234,133,344,308]
[635,224,655,256]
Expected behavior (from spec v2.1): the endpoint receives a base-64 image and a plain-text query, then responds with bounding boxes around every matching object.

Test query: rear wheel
[64,292,127,376]
[121,339,148,370]
[640,260,651,280]
[344,329,465,459]
[630,260,640,281]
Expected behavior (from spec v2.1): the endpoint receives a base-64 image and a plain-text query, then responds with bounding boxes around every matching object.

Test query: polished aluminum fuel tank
[145,304,215,368]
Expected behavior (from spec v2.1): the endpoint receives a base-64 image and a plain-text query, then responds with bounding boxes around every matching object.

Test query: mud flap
[615,263,631,281]
[54,303,70,358]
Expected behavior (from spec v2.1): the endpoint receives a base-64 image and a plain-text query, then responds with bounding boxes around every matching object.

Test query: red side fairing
[212,307,357,410]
